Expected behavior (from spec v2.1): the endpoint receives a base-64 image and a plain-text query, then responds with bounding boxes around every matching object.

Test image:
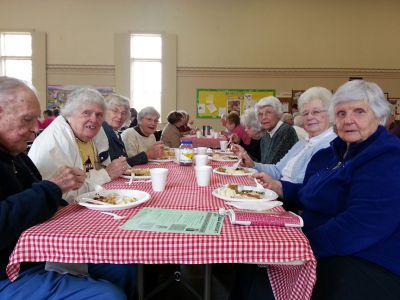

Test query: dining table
[7,158,316,300]
[181,135,228,149]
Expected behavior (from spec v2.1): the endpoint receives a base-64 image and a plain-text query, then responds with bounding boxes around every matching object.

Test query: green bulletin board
[196,89,275,118]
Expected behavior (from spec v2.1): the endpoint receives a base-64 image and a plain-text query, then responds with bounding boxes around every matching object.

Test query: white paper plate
[121,175,151,180]
[76,189,151,211]
[210,155,238,162]
[212,184,278,202]
[149,159,173,163]
[213,167,257,176]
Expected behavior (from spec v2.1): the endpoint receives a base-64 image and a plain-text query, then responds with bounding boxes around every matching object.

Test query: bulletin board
[196,89,275,118]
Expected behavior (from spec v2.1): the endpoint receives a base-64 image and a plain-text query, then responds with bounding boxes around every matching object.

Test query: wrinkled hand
[49,166,86,194]
[146,141,165,159]
[106,156,129,180]
[230,133,241,144]
[252,172,283,198]
[231,144,255,167]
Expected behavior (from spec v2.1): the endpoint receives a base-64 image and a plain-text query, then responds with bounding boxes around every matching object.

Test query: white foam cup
[150,168,169,192]
[195,154,209,166]
[196,147,207,155]
[220,140,228,151]
[195,166,212,186]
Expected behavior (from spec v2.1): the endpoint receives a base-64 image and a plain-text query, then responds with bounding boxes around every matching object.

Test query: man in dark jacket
[0,77,135,299]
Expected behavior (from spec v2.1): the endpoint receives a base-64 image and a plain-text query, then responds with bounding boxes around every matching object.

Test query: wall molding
[177,67,400,79]
[47,64,115,75]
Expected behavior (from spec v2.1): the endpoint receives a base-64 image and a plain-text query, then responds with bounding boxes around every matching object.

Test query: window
[0,32,32,83]
[130,34,162,115]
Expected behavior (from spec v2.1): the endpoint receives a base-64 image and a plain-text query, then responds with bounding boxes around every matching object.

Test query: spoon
[253,178,264,191]
[229,158,242,170]
[79,198,108,205]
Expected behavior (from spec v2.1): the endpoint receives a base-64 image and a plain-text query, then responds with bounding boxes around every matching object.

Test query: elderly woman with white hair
[29,88,129,203]
[246,80,400,299]
[102,94,164,165]
[234,87,336,184]
[121,106,164,157]
[234,108,263,162]
[232,96,298,165]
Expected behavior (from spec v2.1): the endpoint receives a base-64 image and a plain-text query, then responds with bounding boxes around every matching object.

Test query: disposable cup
[150,168,169,192]
[196,147,207,155]
[195,166,212,187]
[195,154,209,166]
[220,140,228,151]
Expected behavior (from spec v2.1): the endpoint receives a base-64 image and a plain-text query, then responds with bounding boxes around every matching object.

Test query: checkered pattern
[7,161,316,300]
[181,135,227,148]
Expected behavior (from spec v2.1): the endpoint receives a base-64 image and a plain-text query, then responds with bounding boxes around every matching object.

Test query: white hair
[255,96,283,116]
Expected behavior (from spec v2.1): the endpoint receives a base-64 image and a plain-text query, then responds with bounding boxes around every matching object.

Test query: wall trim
[177,67,400,79]
[47,64,115,75]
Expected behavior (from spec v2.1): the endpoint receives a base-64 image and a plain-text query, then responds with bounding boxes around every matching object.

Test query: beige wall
[1,0,400,126]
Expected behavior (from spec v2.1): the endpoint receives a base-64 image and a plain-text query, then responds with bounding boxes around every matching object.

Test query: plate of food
[210,154,238,162]
[121,168,151,179]
[76,189,151,211]
[213,166,257,176]
[212,183,278,202]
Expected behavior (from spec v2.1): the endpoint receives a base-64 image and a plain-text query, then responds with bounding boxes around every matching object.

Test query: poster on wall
[196,89,275,118]
[47,85,114,109]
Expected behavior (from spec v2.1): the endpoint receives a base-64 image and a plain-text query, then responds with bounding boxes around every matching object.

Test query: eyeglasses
[301,110,327,117]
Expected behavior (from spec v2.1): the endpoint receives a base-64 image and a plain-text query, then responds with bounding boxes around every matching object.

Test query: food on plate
[159,147,175,159]
[93,193,137,205]
[216,167,252,175]
[124,168,150,177]
[212,154,238,161]
[218,184,264,199]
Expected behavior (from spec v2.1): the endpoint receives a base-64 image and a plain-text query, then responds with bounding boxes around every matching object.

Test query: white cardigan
[29,116,111,203]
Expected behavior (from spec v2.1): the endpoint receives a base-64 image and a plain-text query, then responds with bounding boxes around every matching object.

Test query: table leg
[138,264,144,300]
[204,264,211,300]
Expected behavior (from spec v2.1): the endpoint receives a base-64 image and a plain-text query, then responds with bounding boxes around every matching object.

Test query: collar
[306,127,335,146]
[267,120,283,137]
[134,125,148,137]
[332,125,384,160]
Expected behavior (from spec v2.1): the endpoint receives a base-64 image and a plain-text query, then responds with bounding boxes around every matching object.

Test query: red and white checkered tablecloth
[181,135,227,149]
[7,161,316,300]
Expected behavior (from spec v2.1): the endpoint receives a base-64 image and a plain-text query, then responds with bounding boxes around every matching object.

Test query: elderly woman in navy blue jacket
[249,80,400,299]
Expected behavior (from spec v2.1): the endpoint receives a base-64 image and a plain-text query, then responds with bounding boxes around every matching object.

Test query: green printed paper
[121,208,224,235]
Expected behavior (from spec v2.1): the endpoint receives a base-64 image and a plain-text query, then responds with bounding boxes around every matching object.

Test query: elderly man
[0,77,135,299]
[29,88,130,203]
[102,94,164,165]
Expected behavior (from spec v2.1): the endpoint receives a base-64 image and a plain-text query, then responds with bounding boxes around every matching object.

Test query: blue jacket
[282,126,400,276]
[0,150,62,279]
[102,122,148,166]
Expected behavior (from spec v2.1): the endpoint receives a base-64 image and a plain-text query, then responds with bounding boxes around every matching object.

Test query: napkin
[219,208,303,227]
[226,200,283,211]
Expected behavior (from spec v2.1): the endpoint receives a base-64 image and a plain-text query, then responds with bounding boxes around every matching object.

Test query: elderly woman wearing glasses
[29,88,129,203]
[233,87,336,183]
[249,80,400,299]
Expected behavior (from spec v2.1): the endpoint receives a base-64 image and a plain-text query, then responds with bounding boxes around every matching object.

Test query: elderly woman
[102,94,164,165]
[29,88,129,203]
[233,87,336,183]
[121,106,164,157]
[232,108,263,162]
[161,111,186,148]
[253,96,298,164]
[247,80,400,299]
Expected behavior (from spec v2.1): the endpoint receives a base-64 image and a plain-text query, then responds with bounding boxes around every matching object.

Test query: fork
[99,211,127,220]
